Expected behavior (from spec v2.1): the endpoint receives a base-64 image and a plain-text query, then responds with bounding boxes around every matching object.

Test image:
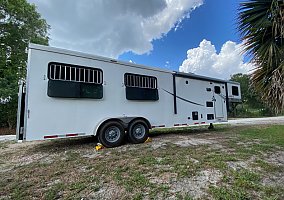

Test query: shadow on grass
[29,136,97,153]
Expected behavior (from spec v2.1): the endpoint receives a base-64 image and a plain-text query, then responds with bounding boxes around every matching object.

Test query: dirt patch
[87,184,127,200]
[172,138,215,147]
[149,172,178,184]
[262,173,284,187]
[169,169,223,198]
[265,151,284,166]
[227,161,250,171]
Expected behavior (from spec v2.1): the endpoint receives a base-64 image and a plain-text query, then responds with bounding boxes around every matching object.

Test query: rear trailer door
[16,81,26,140]
[213,83,225,119]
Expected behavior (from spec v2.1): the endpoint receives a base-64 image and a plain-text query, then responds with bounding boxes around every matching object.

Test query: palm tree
[238,0,284,114]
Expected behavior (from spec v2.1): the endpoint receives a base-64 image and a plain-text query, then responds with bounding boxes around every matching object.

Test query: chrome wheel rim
[105,126,121,143]
[132,124,146,139]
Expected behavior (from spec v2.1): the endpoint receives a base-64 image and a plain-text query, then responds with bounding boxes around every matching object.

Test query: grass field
[0,124,283,199]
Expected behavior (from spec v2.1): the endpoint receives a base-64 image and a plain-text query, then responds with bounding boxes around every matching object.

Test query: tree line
[0,0,49,128]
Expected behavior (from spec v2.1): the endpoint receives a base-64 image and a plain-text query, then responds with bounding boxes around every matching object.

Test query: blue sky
[29,0,252,79]
[119,0,240,71]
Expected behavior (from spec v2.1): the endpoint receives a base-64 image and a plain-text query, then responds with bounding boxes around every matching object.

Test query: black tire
[98,121,125,148]
[128,120,149,144]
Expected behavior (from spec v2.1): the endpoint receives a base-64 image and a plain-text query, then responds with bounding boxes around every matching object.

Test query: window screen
[47,62,103,99]
[232,86,239,96]
[214,86,221,94]
[124,73,159,101]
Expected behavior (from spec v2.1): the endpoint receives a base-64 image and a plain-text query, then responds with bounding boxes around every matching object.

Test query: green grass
[239,125,284,147]
[0,124,283,199]
[44,183,65,200]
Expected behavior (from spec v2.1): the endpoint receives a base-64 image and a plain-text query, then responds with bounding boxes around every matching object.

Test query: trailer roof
[29,43,239,85]
[29,43,173,74]
[175,72,240,85]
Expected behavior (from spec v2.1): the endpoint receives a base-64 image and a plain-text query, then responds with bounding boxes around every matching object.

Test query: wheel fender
[128,117,151,130]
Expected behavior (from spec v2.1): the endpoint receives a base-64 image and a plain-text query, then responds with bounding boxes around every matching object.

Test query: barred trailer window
[48,62,103,84]
[47,62,103,99]
[125,73,157,89]
[124,73,159,101]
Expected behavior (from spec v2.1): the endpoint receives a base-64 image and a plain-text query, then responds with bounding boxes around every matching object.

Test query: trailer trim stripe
[44,135,58,139]
[151,125,165,128]
[44,133,86,139]
[174,124,188,127]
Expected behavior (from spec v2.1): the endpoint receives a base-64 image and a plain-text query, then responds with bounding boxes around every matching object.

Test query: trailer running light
[201,122,206,124]
[194,122,199,125]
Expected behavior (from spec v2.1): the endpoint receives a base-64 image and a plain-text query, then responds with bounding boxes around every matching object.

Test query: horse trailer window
[214,86,221,94]
[48,62,103,84]
[125,73,157,89]
[124,73,159,101]
[232,86,239,96]
[47,62,103,99]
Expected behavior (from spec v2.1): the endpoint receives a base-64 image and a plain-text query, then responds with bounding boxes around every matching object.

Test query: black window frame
[192,111,198,120]
[207,114,214,120]
[206,101,213,107]
[47,62,103,99]
[232,86,239,96]
[124,73,159,101]
[214,86,221,94]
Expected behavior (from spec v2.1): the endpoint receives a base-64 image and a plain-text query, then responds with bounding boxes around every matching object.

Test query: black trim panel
[175,72,226,84]
[48,80,103,99]
[173,74,177,114]
[125,87,159,101]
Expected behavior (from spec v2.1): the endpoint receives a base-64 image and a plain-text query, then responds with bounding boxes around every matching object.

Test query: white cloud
[179,39,254,79]
[28,0,203,58]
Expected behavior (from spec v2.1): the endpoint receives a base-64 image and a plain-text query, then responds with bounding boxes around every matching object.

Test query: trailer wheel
[98,121,125,148]
[128,120,149,144]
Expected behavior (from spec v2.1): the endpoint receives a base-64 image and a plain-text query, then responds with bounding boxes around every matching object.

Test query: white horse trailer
[16,44,241,147]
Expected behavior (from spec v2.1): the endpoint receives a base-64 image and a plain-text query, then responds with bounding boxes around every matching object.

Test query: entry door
[16,81,26,140]
[213,84,224,118]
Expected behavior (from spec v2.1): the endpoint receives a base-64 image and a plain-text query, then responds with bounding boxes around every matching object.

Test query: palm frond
[238,0,284,113]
